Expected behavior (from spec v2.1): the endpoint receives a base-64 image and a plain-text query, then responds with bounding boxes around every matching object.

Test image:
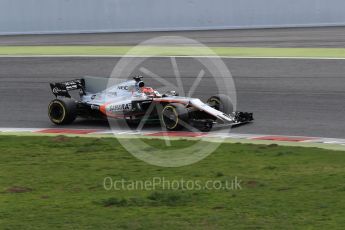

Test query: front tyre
[161,103,189,131]
[207,94,234,115]
[48,98,77,125]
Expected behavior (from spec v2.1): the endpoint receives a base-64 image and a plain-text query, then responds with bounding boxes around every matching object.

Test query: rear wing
[50,79,85,98]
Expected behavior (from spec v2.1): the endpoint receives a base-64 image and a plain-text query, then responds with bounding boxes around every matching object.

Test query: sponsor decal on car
[108,103,132,113]
[52,87,60,94]
[91,94,103,100]
[118,85,129,90]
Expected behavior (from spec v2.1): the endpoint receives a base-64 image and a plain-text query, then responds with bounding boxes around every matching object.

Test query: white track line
[1,55,345,60]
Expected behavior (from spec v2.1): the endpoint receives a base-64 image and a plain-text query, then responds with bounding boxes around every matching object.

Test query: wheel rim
[49,102,65,123]
[162,106,179,130]
[208,98,221,110]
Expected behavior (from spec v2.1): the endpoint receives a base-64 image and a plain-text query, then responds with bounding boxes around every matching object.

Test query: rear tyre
[161,103,189,131]
[207,94,234,114]
[48,98,77,125]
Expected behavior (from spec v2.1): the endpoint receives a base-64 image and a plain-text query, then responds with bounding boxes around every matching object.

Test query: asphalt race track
[1,56,345,138]
[1,27,345,138]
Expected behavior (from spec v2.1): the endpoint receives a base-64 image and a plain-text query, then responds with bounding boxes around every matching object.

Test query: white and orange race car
[48,76,253,132]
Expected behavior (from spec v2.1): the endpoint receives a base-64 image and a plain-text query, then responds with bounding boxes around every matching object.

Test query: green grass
[1,46,345,58]
[1,135,345,229]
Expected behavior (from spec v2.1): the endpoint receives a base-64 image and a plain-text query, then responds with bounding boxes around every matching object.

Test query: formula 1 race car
[48,76,253,132]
